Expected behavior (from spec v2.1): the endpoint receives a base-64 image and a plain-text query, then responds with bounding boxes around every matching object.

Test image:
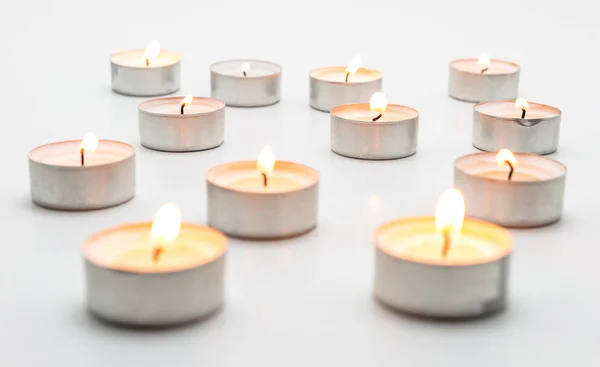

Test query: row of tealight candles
[27,41,566,326]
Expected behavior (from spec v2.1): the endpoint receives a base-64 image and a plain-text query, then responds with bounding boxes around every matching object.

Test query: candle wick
[506,160,514,181]
[372,113,383,122]
[261,172,268,188]
[480,67,488,74]
[145,58,150,67]
[521,109,526,119]
[180,104,185,115]
[243,71,247,77]
[80,148,84,167]
[345,72,350,83]
[441,230,451,258]
[152,246,164,263]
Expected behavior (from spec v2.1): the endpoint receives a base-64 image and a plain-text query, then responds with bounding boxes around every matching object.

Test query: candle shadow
[331,150,418,162]
[225,226,319,245]
[373,296,507,325]
[82,305,224,333]
[15,195,136,213]
[224,100,281,109]
[139,142,224,154]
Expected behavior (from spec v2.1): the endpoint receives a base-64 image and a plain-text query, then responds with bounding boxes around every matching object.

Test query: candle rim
[331,103,418,124]
[28,139,134,168]
[455,152,566,184]
[82,221,227,274]
[310,66,382,84]
[138,96,225,117]
[110,49,181,69]
[207,160,319,194]
[450,58,520,75]
[375,216,513,267]
[210,59,282,78]
[474,100,562,121]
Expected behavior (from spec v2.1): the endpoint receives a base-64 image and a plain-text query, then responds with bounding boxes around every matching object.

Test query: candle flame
[257,146,275,174]
[242,62,251,73]
[515,97,529,110]
[435,189,465,234]
[151,203,182,246]
[477,53,491,66]
[181,95,193,107]
[496,149,516,167]
[144,41,160,64]
[80,132,99,152]
[370,92,387,113]
[345,55,362,76]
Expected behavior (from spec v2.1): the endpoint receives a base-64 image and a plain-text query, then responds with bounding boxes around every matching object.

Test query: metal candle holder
[374,217,513,319]
[206,161,319,239]
[28,140,136,210]
[83,223,227,327]
[454,152,567,228]
[330,103,419,160]
[138,96,225,152]
[448,58,520,103]
[210,59,281,107]
[110,49,181,96]
[473,100,562,155]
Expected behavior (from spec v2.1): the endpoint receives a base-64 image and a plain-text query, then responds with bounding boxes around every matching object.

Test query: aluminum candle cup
[454,152,566,227]
[473,100,562,154]
[210,60,281,107]
[374,217,513,319]
[110,49,181,96]
[83,222,227,326]
[310,67,382,112]
[138,96,225,152]
[28,140,135,210]
[330,103,419,160]
[207,161,319,239]
[448,58,520,103]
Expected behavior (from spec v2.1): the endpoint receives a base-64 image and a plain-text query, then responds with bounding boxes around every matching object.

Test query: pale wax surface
[111,50,179,67]
[451,59,519,74]
[84,223,226,273]
[311,67,382,83]
[28,140,133,167]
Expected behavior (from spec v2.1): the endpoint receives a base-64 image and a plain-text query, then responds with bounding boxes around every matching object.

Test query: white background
[1,0,598,365]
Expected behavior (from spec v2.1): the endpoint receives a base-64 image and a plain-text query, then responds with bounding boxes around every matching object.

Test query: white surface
[1,0,598,365]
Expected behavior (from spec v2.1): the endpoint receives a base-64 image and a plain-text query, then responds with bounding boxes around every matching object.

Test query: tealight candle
[472,98,562,154]
[111,41,181,96]
[83,203,227,326]
[448,54,520,102]
[28,133,135,210]
[454,150,566,227]
[374,189,514,319]
[310,55,383,112]
[206,147,320,239]
[138,95,225,152]
[210,59,282,107]
[330,92,419,160]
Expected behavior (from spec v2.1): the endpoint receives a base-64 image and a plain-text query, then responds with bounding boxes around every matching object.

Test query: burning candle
[454,150,566,227]
[206,147,320,239]
[472,98,562,154]
[28,133,135,210]
[310,55,383,112]
[110,41,181,96]
[83,203,227,326]
[373,189,514,319]
[210,59,282,107]
[138,95,226,152]
[330,92,419,160]
[448,54,520,103]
